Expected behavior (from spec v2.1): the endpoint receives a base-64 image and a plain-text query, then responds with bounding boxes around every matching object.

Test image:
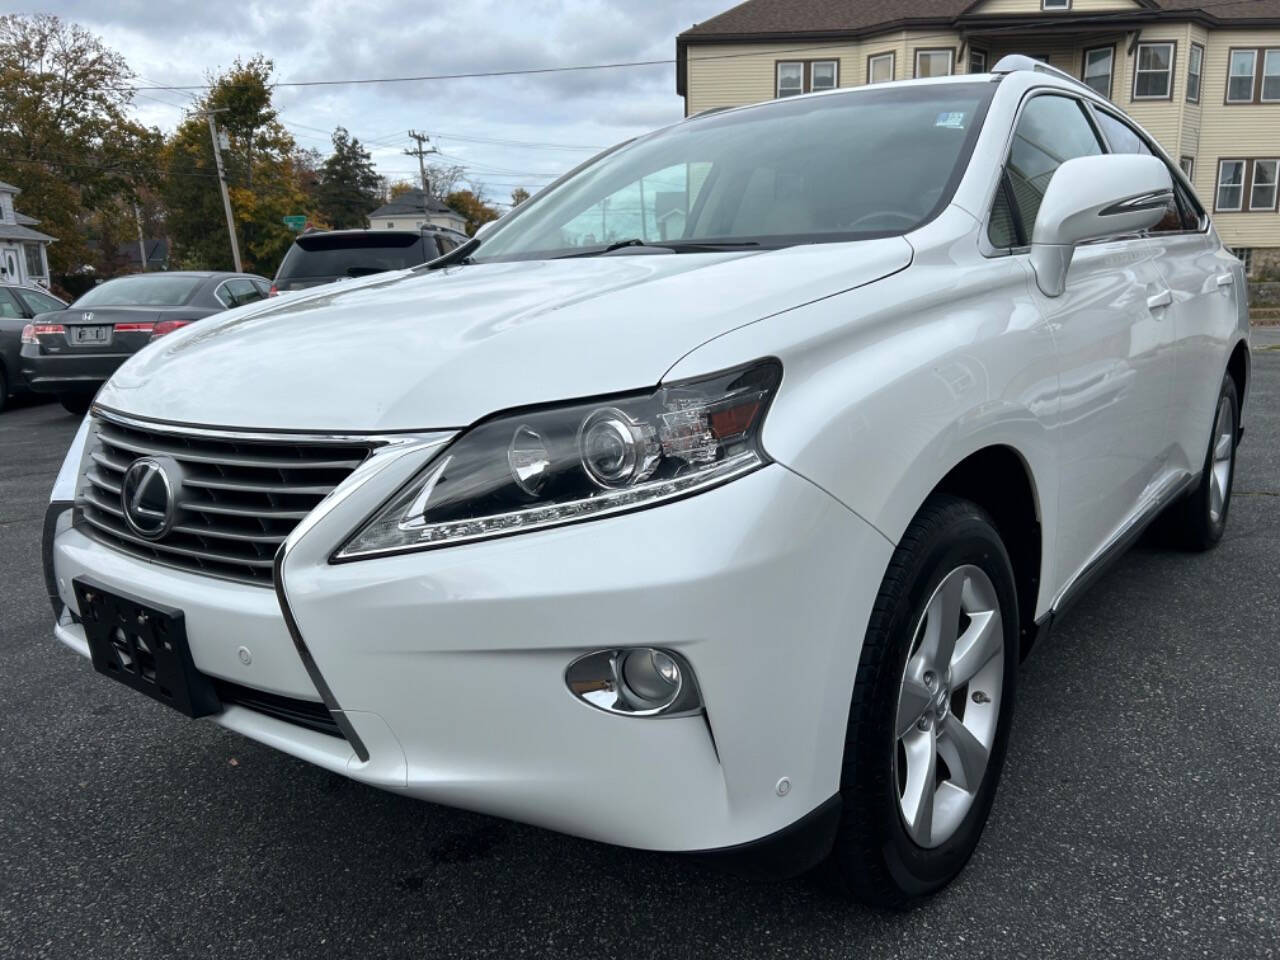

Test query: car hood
[98,240,911,431]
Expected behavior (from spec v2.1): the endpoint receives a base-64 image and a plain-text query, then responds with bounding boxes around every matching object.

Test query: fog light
[565,648,701,717]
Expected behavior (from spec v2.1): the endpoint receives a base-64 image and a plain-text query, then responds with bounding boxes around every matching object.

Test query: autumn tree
[445,189,499,236]
[162,56,313,271]
[510,187,531,208]
[315,127,381,229]
[0,14,162,275]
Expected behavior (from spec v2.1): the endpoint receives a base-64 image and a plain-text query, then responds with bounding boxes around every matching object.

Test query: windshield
[74,274,202,307]
[473,82,994,263]
[277,233,430,280]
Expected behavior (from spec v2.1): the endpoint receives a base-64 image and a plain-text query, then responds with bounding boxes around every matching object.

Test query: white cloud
[39,0,730,201]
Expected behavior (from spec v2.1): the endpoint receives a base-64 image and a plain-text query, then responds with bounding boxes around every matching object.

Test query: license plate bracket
[74,577,220,718]
[71,325,111,346]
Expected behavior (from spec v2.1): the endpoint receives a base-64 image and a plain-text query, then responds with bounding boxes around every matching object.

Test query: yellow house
[677,0,1280,276]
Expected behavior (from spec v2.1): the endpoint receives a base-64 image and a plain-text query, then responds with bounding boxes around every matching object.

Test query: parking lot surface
[2,343,1278,959]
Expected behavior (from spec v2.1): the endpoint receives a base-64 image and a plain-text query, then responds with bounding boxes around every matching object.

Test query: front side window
[1093,109,1201,232]
[988,95,1102,248]
[1250,159,1279,210]
[1187,43,1203,102]
[0,288,23,319]
[1083,46,1114,98]
[1228,49,1257,102]
[472,83,995,262]
[914,49,954,79]
[1217,160,1245,211]
[777,62,804,98]
[867,52,894,84]
[1134,42,1174,99]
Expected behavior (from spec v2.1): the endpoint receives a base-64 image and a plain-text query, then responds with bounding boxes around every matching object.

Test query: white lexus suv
[44,58,1249,906]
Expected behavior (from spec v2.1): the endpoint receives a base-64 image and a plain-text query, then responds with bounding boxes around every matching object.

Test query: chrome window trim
[213,280,233,309]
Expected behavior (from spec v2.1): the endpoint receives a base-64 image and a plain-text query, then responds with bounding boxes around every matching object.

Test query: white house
[0,180,54,287]
[367,188,468,234]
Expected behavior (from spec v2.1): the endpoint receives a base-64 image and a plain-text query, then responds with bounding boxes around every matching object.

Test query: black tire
[58,392,93,415]
[1170,373,1239,552]
[826,495,1019,908]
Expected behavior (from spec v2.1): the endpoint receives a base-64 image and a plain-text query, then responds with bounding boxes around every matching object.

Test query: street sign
[283,215,307,232]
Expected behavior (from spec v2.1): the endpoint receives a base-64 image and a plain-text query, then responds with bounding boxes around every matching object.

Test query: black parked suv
[271,226,470,295]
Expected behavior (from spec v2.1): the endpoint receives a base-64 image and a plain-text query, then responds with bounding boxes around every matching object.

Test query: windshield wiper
[554,238,761,259]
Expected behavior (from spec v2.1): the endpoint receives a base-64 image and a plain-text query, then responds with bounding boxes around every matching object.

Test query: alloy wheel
[1208,396,1235,525]
[894,564,1005,849]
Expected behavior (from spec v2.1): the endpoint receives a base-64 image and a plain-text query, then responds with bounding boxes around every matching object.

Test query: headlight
[336,359,781,558]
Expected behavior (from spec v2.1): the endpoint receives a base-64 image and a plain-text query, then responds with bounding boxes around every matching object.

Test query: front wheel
[827,495,1019,908]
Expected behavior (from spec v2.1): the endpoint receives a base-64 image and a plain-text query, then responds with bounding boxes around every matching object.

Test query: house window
[914,49,954,79]
[867,52,894,84]
[1083,46,1114,98]
[1265,50,1280,101]
[1216,160,1245,211]
[1228,49,1257,102]
[1042,0,1070,8]
[23,243,44,278]
[386,221,394,228]
[1133,42,1174,99]
[968,49,987,74]
[776,60,837,98]
[777,62,804,97]
[1250,159,1279,211]
[1179,156,1195,179]
[1232,247,1253,277]
[1187,43,1203,102]
[811,60,838,91]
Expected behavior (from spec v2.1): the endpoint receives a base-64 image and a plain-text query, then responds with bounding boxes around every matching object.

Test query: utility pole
[404,130,437,199]
[133,203,147,272]
[201,108,242,272]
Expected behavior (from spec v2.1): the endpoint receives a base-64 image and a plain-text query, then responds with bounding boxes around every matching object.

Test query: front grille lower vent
[76,416,374,585]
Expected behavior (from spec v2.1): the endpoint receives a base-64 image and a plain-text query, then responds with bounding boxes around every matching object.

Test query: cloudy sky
[36,0,733,207]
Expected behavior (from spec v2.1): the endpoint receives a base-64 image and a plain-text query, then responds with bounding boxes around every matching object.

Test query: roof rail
[991,54,1097,96]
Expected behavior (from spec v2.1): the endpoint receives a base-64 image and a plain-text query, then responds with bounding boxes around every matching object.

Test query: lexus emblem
[81,311,94,322]
[121,456,182,540]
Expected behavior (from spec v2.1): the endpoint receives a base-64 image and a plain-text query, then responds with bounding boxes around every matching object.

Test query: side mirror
[1029,154,1173,297]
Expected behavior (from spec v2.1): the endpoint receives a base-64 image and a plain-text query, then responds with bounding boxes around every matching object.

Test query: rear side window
[276,233,429,281]
[989,95,1103,248]
[18,289,64,314]
[223,278,265,308]
[1094,109,1204,233]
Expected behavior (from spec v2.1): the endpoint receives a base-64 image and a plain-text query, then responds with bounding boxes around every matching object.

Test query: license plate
[74,578,220,718]
[71,325,111,346]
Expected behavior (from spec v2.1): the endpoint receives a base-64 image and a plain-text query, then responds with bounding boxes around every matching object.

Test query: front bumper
[20,348,131,392]
[48,456,892,855]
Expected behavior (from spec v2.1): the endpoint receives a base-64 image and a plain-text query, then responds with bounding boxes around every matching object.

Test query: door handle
[1216,273,1235,288]
[1146,289,1173,311]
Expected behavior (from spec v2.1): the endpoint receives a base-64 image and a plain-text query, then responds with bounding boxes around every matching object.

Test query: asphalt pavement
[1,342,1278,959]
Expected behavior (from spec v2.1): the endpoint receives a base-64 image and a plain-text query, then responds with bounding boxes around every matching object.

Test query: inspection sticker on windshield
[935,111,966,129]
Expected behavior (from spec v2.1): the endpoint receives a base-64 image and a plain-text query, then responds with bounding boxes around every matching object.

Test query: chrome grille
[76,415,375,585]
